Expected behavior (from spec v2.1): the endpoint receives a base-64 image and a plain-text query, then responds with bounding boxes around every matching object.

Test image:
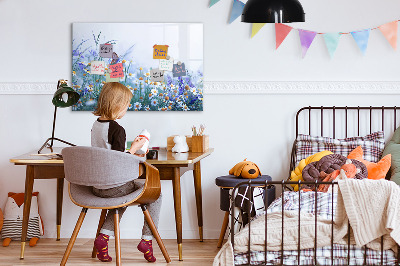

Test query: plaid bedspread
[234,191,397,265]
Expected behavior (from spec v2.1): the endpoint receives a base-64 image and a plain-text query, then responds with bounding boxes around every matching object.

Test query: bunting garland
[378,21,398,50]
[251,23,266,38]
[351,29,370,55]
[208,1,399,58]
[298,30,317,58]
[323,33,341,58]
[209,0,220,8]
[275,23,292,49]
[229,0,245,24]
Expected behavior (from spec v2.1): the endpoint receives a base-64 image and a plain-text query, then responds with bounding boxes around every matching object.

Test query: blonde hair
[93,82,132,120]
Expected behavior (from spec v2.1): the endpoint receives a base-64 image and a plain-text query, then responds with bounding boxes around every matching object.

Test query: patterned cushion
[295,131,385,166]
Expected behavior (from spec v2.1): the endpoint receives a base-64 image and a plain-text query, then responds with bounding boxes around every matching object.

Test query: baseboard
[1,81,400,94]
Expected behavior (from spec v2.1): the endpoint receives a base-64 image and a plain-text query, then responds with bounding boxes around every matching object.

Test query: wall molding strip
[0,81,399,95]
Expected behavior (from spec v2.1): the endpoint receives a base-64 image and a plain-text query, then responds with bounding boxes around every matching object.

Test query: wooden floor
[0,239,221,265]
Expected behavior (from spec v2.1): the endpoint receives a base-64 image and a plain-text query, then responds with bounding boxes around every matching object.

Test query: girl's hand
[129,137,147,155]
[134,148,149,157]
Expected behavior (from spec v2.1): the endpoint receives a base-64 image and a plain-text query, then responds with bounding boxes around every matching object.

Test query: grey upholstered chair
[60,146,171,265]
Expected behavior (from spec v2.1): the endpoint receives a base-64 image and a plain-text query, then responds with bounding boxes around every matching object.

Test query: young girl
[91,82,162,263]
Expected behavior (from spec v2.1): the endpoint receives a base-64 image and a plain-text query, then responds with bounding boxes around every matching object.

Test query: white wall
[1,0,400,240]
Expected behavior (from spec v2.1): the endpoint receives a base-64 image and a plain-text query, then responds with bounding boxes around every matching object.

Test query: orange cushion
[347,146,391,180]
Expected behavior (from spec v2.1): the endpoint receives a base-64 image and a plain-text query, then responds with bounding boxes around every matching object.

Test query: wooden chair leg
[141,205,171,263]
[60,208,88,266]
[114,210,121,266]
[92,209,108,258]
[217,211,230,248]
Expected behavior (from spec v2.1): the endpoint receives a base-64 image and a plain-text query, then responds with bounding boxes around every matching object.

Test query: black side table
[215,175,275,248]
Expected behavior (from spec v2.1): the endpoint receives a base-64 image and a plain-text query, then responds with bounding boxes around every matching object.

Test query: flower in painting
[86,99,96,106]
[183,105,189,111]
[145,105,150,111]
[134,102,142,110]
[151,99,158,106]
[151,89,158,95]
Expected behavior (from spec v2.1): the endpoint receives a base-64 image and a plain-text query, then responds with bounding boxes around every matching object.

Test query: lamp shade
[242,0,305,23]
[52,84,80,108]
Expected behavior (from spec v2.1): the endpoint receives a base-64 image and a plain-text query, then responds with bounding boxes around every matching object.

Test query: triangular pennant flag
[229,0,245,24]
[378,21,398,50]
[209,0,220,7]
[323,33,341,58]
[351,29,370,55]
[251,23,266,38]
[298,29,317,58]
[275,23,293,49]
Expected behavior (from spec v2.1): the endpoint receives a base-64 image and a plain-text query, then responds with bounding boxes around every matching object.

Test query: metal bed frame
[230,106,400,266]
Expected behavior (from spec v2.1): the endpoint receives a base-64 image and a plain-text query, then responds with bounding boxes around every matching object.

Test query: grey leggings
[92,180,162,240]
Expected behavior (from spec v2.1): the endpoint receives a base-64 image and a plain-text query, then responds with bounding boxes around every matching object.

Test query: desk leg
[193,161,203,242]
[172,167,183,261]
[56,178,64,241]
[20,165,34,259]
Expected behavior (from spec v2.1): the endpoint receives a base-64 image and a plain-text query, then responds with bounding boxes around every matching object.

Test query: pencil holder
[191,135,209,153]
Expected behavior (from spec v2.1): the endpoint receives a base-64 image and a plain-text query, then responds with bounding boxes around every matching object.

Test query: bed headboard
[290,106,400,179]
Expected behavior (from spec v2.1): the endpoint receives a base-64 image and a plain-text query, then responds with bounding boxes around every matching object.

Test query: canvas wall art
[72,23,204,111]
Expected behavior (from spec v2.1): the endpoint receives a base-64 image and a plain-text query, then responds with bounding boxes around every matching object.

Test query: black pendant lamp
[242,0,305,23]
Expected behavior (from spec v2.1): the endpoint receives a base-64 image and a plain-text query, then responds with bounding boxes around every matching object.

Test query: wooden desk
[10,147,213,261]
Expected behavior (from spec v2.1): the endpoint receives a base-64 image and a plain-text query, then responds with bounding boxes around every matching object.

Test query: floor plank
[0,239,221,265]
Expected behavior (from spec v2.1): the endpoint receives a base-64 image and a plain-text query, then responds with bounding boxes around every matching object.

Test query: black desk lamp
[241,0,305,23]
[38,79,80,154]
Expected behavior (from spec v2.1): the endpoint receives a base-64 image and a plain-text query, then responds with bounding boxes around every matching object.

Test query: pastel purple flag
[298,29,317,58]
[229,0,245,24]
